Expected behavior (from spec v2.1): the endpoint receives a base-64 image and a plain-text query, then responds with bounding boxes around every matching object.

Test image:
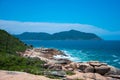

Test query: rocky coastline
[18,48,120,80]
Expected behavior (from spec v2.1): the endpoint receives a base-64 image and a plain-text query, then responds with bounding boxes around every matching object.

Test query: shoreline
[17,47,120,80]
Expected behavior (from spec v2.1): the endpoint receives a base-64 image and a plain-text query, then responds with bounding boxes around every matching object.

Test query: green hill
[0,29,45,75]
[0,29,27,54]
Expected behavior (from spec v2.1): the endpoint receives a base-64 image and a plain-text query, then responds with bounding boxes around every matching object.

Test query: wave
[112,55,117,58]
[53,50,80,62]
[113,59,119,62]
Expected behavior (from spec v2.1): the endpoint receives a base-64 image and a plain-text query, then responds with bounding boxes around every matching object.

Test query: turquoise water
[22,40,120,68]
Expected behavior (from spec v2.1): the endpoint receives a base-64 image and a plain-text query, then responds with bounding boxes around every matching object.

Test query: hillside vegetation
[0,29,45,75]
[0,30,27,54]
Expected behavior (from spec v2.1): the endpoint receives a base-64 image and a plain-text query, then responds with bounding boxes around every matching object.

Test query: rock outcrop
[65,61,120,80]
[44,71,66,77]
[66,72,112,80]
[19,48,120,80]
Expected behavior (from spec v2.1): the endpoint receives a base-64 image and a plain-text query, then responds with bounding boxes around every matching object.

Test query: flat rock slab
[66,71,110,80]
[0,70,59,80]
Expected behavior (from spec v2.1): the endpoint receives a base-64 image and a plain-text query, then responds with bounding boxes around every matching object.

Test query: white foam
[53,54,79,62]
[53,55,68,59]
[113,59,119,62]
[112,55,117,58]
[53,50,80,62]
[118,62,120,64]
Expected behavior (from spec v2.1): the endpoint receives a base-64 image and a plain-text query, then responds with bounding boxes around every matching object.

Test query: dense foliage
[0,29,27,54]
[0,52,45,75]
[0,29,45,75]
[14,29,102,40]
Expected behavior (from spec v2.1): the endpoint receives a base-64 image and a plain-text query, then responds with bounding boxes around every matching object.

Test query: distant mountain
[14,30,102,40]
[15,32,51,40]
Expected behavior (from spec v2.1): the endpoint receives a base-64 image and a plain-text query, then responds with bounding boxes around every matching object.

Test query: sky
[0,0,120,40]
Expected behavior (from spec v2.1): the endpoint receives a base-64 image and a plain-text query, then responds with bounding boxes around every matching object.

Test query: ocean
[22,40,120,68]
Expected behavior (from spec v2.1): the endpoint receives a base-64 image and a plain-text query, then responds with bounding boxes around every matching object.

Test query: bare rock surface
[95,65,110,75]
[0,70,59,80]
[17,48,120,80]
[66,71,111,80]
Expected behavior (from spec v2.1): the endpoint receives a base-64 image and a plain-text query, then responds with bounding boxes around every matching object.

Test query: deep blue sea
[22,40,120,68]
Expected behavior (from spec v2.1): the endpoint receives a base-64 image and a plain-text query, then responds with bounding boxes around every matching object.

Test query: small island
[14,30,102,40]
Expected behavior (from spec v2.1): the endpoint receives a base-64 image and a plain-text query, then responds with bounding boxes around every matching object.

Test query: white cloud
[1,19,120,39]
[0,19,110,35]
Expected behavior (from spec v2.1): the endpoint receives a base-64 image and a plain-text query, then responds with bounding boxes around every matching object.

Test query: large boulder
[78,63,91,72]
[64,64,74,71]
[93,73,112,80]
[108,75,120,79]
[87,61,111,75]
[48,64,62,70]
[106,66,120,75]
[54,59,71,64]
[43,63,62,70]
[45,71,66,77]
[64,62,80,71]
[105,66,120,79]
[88,61,102,67]
[35,48,66,59]
[84,66,94,73]
[66,72,110,80]
[69,62,78,69]
[95,65,110,75]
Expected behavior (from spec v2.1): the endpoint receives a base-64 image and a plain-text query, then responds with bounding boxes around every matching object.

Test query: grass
[65,70,75,75]
[0,52,45,75]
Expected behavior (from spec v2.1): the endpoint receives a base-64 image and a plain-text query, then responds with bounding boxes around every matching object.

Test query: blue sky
[0,0,120,40]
